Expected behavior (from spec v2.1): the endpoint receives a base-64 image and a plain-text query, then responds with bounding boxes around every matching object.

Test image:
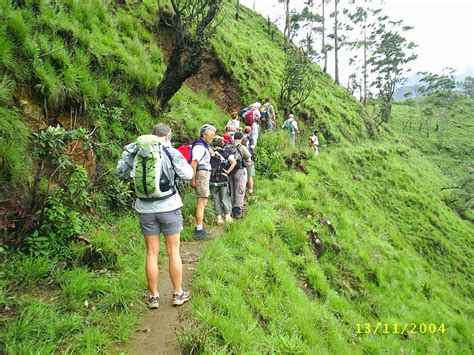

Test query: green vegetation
[180,134,473,353]
[1,0,472,353]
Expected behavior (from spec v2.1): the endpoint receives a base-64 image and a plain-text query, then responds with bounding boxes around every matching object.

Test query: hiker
[226,132,252,218]
[210,136,237,225]
[243,102,261,147]
[309,131,320,156]
[115,123,193,309]
[223,132,234,144]
[226,125,237,140]
[260,98,276,131]
[243,126,255,195]
[191,124,216,239]
[225,111,241,131]
[282,113,299,146]
[264,98,276,131]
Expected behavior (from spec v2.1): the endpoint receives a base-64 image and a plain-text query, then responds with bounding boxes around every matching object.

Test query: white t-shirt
[192,143,211,170]
[310,135,319,146]
[226,119,240,129]
[291,120,298,135]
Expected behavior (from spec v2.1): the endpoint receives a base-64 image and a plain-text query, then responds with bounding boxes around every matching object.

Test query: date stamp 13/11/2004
[356,323,446,335]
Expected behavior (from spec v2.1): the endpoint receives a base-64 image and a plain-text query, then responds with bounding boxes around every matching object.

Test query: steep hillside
[180,134,473,353]
[1,1,472,354]
[211,4,370,144]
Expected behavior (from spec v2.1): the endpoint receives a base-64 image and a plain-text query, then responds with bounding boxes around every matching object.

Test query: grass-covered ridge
[1,0,472,354]
[181,134,473,353]
[211,2,369,144]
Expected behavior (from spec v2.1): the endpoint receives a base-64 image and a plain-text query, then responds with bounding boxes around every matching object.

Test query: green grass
[0,215,147,353]
[179,132,473,353]
[1,0,473,353]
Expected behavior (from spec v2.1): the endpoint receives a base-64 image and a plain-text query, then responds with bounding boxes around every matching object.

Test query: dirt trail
[123,226,224,355]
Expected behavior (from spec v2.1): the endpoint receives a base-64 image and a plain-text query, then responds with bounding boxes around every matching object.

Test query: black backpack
[210,151,230,184]
[224,143,246,170]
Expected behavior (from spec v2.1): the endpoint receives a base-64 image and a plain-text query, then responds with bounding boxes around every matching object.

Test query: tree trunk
[155,37,204,110]
[322,0,327,73]
[334,0,339,84]
[305,32,311,56]
[235,0,240,20]
[284,0,290,52]
[363,28,367,106]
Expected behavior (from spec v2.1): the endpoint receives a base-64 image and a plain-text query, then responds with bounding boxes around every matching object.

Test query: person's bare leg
[144,235,160,296]
[165,232,182,294]
[195,197,208,225]
[247,175,253,192]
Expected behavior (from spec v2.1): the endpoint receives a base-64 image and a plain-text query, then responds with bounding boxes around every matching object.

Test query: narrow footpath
[123,226,224,354]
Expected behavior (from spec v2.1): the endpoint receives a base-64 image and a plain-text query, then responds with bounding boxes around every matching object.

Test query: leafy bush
[254,132,285,179]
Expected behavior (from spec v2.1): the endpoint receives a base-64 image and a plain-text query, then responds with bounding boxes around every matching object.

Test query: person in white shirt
[191,124,216,239]
[225,111,241,131]
[309,131,320,156]
[282,114,299,146]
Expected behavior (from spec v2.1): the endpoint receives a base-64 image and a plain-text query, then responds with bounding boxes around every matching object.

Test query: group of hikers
[115,98,320,309]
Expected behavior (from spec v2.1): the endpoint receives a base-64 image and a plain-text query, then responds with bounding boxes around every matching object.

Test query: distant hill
[394,85,423,100]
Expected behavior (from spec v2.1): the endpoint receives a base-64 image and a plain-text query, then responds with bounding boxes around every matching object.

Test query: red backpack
[243,109,254,126]
[177,144,192,164]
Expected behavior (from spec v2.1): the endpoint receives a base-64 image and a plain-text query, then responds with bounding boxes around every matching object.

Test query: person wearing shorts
[191,124,216,239]
[116,123,193,309]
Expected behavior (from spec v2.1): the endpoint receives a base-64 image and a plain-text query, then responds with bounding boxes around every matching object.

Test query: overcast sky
[240,0,473,85]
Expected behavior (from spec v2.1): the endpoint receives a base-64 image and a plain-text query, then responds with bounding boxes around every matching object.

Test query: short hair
[234,132,244,140]
[231,111,238,119]
[212,136,225,148]
[199,124,216,137]
[152,123,171,137]
[265,98,270,103]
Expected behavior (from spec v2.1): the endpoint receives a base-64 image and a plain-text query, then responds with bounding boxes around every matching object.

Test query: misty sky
[240,0,473,85]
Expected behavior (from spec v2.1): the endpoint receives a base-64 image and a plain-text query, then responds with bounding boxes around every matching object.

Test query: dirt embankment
[157,25,242,114]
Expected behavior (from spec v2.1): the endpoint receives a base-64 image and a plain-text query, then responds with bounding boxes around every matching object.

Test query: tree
[155,0,224,111]
[328,0,350,85]
[295,2,323,58]
[368,22,417,125]
[235,0,240,20]
[332,0,340,84]
[320,0,330,73]
[279,48,318,115]
[278,0,291,52]
[460,76,474,99]
[418,68,457,95]
[345,4,384,106]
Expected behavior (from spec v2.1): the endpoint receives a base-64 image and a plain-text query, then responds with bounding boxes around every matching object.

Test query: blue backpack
[239,107,250,119]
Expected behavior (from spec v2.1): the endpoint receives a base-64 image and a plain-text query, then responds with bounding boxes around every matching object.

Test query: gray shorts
[139,209,183,237]
[246,163,255,177]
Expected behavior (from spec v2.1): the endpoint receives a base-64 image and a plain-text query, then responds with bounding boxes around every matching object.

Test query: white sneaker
[225,214,233,224]
[216,216,224,225]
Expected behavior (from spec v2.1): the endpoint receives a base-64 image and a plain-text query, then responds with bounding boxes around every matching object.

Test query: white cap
[288,114,294,119]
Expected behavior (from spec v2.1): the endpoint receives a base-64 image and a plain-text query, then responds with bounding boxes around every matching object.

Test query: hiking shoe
[147,295,160,309]
[172,290,191,306]
[195,229,213,240]
[216,215,224,225]
[225,214,233,224]
[232,207,243,219]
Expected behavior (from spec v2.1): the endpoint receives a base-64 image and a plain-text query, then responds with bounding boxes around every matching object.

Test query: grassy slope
[211,4,369,145]
[390,96,474,183]
[0,0,227,192]
[182,136,473,353]
[0,1,227,352]
[1,1,472,354]
[178,3,474,354]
